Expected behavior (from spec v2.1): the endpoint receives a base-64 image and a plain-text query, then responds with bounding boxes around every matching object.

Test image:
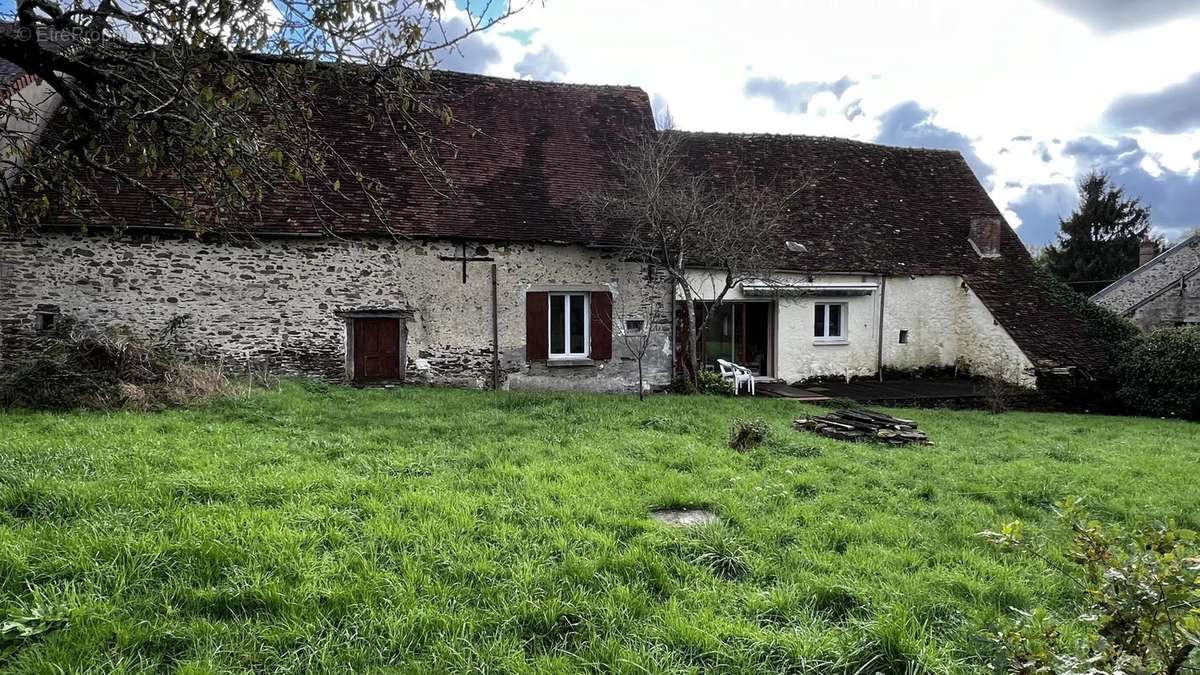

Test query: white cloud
[514,45,567,81]
[463,0,1200,245]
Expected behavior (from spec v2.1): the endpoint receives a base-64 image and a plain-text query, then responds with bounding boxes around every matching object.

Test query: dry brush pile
[0,316,237,410]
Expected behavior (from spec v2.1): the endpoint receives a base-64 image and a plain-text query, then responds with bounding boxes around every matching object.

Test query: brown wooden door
[353,318,401,381]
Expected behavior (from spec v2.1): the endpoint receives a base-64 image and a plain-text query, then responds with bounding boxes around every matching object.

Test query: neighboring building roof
[1091,233,1200,315]
[20,68,1109,374]
[0,22,75,94]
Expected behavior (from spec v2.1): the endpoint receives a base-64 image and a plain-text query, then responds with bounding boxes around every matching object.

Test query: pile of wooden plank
[793,409,930,445]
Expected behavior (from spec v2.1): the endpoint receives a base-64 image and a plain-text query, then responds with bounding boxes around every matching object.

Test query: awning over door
[739,279,878,297]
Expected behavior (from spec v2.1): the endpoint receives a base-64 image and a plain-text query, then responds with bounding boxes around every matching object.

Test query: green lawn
[1,383,1197,673]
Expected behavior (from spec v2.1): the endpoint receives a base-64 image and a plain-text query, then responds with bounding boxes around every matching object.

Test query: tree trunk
[682,274,737,389]
[681,283,700,389]
[637,358,644,401]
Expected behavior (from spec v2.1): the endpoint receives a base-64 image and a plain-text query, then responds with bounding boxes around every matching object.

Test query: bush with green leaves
[1116,326,1200,420]
[697,370,734,395]
[981,498,1200,674]
[669,370,735,395]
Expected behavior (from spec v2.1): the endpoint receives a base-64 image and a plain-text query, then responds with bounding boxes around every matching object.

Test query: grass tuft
[684,523,753,580]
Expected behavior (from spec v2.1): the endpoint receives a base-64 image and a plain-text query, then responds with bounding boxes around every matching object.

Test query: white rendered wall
[681,270,1035,386]
[2,80,61,184]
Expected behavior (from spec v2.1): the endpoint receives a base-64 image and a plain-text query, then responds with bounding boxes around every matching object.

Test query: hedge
[1117,326,1200,420]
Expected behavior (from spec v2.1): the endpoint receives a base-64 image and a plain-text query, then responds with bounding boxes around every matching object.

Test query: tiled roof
[25,68,1108,373]
[36,69,654,240]
[669,131,1108,374]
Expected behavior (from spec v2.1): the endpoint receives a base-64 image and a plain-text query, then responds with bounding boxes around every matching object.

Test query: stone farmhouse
[0,66,1108,393]
[1092,234,1200,331]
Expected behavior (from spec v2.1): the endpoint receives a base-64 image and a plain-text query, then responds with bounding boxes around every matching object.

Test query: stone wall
[0,231,1042,390]
[0,232,674,392]
[1093,236,1200,326]
[2,80,61,185]
[1128,279,1200,330]
[880,276,961,373]
[956,284,1037,387]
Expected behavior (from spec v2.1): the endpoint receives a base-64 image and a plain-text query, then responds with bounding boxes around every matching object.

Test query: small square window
[34,306,60,332]
[898,329,909,344]
[624,319,646,334]
[814,303,847,342]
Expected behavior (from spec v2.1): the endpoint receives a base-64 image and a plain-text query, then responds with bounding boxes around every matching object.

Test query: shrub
[0,316,235,410]
[667,369,735,396]
[1116,326,1200,420]
[697,370,734,395]
[1032,268,1141,412]
[981,498,1200,674]
[974,355,1023,414]
[667,375,696,394]
[729,417,769,452]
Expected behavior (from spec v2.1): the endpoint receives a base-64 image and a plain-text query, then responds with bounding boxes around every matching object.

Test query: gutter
[876,275,887,382]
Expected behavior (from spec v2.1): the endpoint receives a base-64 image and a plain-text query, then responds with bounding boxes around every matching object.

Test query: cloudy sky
[441,0,1200,247]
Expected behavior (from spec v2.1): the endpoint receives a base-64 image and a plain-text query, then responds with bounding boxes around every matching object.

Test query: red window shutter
[590,291,613,361]
[526,291,549,361]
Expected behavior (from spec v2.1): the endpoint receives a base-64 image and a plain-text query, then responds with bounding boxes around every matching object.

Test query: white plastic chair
[717,359,756,396]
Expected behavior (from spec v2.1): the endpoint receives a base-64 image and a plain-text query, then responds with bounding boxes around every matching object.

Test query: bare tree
[601,290,656,400]
[588,128,807,389]
[0,0,526,233]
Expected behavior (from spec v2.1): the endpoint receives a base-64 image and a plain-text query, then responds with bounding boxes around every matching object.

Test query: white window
[549,292,589,358]
[814,302,847,342]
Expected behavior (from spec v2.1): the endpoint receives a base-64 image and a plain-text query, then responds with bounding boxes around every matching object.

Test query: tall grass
[0,383,1196,672]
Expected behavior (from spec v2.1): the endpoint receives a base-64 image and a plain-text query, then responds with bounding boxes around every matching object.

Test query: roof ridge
[668,129,966,155]
[429,68,645,94]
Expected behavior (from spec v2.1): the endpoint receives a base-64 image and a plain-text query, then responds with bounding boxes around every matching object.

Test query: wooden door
[353,317,401,381]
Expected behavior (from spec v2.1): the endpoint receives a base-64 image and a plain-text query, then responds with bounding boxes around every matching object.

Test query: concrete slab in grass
[650,508,719,527]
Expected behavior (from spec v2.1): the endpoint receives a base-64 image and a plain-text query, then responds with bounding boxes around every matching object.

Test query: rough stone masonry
[0,231,674,392]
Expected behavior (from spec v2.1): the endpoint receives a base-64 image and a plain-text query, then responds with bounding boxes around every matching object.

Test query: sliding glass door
[695,302,772,376]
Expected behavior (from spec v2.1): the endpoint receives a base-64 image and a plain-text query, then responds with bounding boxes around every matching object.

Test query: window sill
[813,339,849,346]
[546,358,596,367]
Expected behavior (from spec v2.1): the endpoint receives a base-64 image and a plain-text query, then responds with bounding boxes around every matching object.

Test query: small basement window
[34,306,60,332]
[814,303,847,342]
[898,329,909,344]
[624,318,646,334]
[549,292,589,358]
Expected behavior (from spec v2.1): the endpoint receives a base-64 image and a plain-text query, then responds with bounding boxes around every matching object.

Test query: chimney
[1138,233,1158,267]
[968,216,1003,258]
